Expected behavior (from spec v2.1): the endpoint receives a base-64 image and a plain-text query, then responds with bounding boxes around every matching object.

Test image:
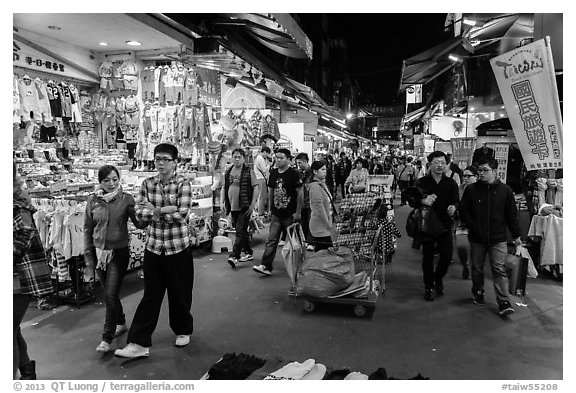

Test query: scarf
[93,185,123,270]
[94,184,123,203]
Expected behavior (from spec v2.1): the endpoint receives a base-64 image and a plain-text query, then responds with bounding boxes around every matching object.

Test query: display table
[527,214,563,267]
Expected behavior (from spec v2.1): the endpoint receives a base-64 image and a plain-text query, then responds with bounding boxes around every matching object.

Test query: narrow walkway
[21,203,563,380]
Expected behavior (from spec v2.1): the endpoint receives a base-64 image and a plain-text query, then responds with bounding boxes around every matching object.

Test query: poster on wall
[490,37,562,170]
[424,139,435,154]
[492,143,509,183]
[450,137,476,170]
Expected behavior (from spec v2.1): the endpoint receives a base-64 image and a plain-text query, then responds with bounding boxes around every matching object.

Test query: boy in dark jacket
[460,157,522,316]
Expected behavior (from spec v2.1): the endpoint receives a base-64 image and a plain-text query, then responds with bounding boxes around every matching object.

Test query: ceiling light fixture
[240,68,255,85]
[126,40,142,46]
[254,78,268,92]
[448,54,463,62]
[98,42,108,46]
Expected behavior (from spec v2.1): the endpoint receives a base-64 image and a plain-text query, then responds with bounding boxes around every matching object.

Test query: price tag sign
[49,181,67,193]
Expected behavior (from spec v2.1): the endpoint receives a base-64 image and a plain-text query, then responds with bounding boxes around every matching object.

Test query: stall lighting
[98,42,108,46]
[448,54,463,62]
[346,113,353,119]
[254,78,268,92]
[126,40,142,46]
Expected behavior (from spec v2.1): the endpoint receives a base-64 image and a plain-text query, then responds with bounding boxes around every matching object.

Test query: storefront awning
[402,105,429,124]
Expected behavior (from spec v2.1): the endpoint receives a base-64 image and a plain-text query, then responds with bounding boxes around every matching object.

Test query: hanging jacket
[460,179,521,244]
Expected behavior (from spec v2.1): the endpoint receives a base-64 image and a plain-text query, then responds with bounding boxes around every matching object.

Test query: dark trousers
[301,208,311,243]
[95,247,129,344]
[421,230,453,290]
[261,215,294,271]
[230,208,253,259]
[398,180,410,203]
[127,247,194,347]
[310,235,333,252]
[337,182,347,199]
[13,294,32,378]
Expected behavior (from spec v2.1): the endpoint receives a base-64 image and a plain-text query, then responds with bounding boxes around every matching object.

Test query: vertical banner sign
[450,137,476,170]
[406,84,423,104]
[490,37,563,170]
[493,143,509,183]
[424,139,435,154]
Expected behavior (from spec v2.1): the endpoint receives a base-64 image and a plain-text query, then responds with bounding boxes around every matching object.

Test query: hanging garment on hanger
[19,75,41,122]
[112,60,125,90]
[46,81,63,118]
[34,78,52,123]
[142,101,153,136]
[153,66,162,100]
[249,110,263,143]
[58,82,73,119]
[164,65,177,102]
[68,84,83,123]
[99,61,114,90]
[121,60,139,91]
[141,66,155,102]
[115,96,127,125]
[182,69,198,106]
[13,74,21,123]
[173,64,186,102]
[124,95,140,126]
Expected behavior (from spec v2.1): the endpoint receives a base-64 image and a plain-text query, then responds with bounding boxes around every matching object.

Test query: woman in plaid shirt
[115,144,195,358]
[13,165,53,379]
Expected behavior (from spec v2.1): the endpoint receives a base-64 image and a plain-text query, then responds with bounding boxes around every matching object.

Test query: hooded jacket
[459,179,521,244]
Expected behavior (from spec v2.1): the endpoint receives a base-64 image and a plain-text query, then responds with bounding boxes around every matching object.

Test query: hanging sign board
[490,37,563,170]
[450,137,476,170]
[492,143,509,183]
[424,139,435,154]
[196,67,221,106]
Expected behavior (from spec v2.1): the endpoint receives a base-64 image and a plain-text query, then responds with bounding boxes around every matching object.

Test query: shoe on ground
[424,288,435,301]
[434,281,444,296]
[114,343,149,358]
[462,266,470,280]
[96,341,112,353]
[239,253,253,262]
[472,290,485,306]
[499,300,515,316]
[306,245,315,251]
[114,324,128,337]
[253,264,272,276]
[227,257,238,268]
[278,240,286,246]
[174,335,190,347]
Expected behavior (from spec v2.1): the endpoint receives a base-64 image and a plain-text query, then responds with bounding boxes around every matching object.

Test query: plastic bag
[281,223,306,286]
[296,246,355,298]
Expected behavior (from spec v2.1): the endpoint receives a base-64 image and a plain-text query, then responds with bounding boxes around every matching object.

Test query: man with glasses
[415,151,460,301]
[115,143,194,358]
[222,148,259,268]
[460,157,522,316]
[253,148,303,276]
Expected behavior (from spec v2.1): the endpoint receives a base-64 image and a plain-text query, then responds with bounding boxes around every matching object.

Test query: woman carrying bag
[308,161,336,251]
[84,165,147,353]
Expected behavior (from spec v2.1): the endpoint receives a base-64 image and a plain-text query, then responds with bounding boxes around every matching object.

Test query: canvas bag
[282,223,306,286]
[505,252,529,296]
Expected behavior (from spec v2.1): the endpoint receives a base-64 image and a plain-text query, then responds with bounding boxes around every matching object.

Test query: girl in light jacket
[345,158,369,193]
[308,161,335,251]
[84,165,147,353]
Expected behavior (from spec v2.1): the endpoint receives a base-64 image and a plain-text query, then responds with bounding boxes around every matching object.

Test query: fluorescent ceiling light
[448,54,462,62]
[462,18,477,26]
[126,40,142,46]
[98,42,108,46]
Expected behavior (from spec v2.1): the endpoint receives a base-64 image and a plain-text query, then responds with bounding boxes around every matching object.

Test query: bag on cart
[282,223,306,286]
[296,246,355,298]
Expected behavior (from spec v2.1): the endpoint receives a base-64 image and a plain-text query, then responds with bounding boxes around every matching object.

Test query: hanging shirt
[19,77,41,121]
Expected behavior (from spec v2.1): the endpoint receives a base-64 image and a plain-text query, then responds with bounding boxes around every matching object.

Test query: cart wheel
[303,300,315,313]
[353,305,367,317]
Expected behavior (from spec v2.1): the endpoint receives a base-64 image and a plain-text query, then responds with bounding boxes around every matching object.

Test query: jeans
[470,241,510,302]
[127,247,194,347]
[230,209,253,259]
[95,247,129,344]
[13,294,32,378]
[310,235,333,252]
[421,230,453,290]
[261,214,294,271]
[455,233,470,268]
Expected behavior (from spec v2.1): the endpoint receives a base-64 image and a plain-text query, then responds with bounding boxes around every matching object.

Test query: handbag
[406,207,447,241]
[281,223,306,286]
[505,253,529,296]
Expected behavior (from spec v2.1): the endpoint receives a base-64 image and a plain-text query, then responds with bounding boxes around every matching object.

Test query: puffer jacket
[459,179,521,244]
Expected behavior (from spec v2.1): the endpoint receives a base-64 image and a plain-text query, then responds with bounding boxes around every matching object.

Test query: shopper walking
[414,151,460,301]
[324,154,336,197]
[459,157,522,316]
[308,161,336,251]
[345,158,369,193]
[336,152,352,199]
[13,166,53,379]
[453,166,478,280]
[253,148,303,276]
[253,146,270,216]
[115,143,195,358]
[295,152,314,251]
[396,156,415,205]
[222,148,259,268]
[84,165,147,353]
[369,157,384,175]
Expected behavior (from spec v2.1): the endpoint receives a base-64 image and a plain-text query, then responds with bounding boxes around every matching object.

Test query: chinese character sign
[493,143,509,184]
[490,37,563,170]
[450,137,476,170]
[406,84,422,104]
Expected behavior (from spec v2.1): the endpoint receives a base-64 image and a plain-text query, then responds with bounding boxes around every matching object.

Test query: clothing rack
[13,66,97,89]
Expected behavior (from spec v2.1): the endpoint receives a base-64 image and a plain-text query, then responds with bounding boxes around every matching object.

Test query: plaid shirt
[13,205,53,296]
[135,173,192,255]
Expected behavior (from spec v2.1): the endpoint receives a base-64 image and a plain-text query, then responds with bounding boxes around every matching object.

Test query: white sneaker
[239,254,253,262]
[278,240,286,246]
[174,335,190,347]
[253,264,272,276]
[227,257,238,268]
[96,341,112,353]
[114,324,128,337]
[114,343,149,358]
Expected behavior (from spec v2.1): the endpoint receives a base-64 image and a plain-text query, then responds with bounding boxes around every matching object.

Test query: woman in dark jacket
[84,165,147,353]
